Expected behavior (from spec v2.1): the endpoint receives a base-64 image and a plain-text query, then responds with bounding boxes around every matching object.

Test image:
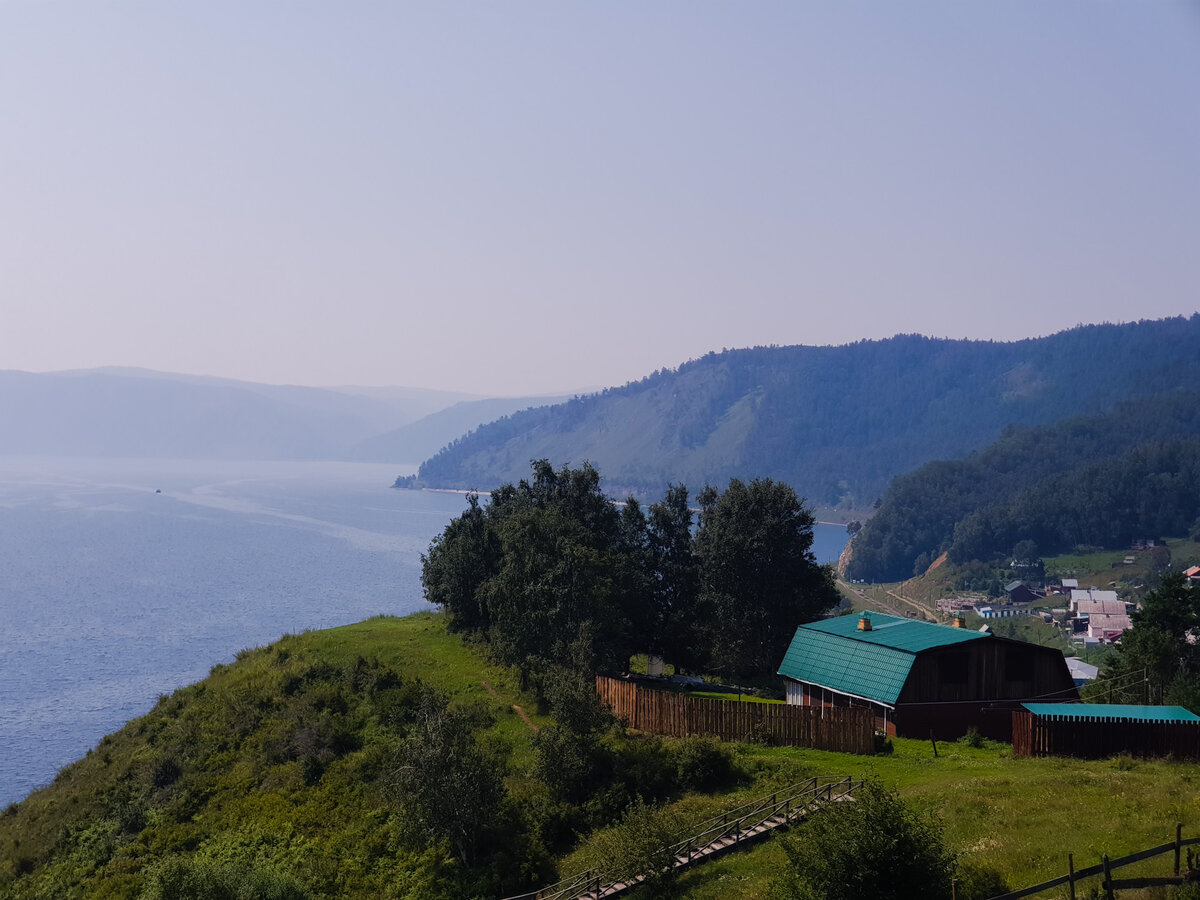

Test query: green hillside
[412,316,1200,508]
[8,612,1200,899]
[848,390,1200,582]
[0,614,547,899]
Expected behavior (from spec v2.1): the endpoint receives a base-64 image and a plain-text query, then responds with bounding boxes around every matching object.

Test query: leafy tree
[773,780,955,900]
[572,798,681,897]
[392,687,506,866]
[645,484,699,665]
[532,661,615,804]
[693,478,838,677]
[420,492,500,633]
[1099,573,1200,707]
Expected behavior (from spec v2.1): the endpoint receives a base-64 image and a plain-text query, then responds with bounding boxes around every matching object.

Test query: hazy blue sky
[3,3,1198,396]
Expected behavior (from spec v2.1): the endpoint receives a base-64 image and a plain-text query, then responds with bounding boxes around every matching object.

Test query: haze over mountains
[6,317,1200,511]
[0,368,547,462]
[415,317,1200,506]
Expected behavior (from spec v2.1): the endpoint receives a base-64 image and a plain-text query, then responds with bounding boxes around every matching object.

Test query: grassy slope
[6,612,1200,899]
[641,738,1200,898]
[0,613,546,899]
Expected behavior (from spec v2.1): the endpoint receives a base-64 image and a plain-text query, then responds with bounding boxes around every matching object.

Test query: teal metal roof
[801,611,989,652]
[1022,703,1200,723]
[777,612,989,706]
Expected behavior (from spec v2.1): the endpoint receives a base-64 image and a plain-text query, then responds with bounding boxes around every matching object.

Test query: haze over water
[0,458,848,807]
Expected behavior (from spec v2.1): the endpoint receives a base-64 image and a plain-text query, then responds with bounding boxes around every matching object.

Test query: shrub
[140,858,310,900]
[773,780,956,900]
[666,737,735,792]
[958,727,985,749]
[955,858,1009,900]
[570,798,681,896]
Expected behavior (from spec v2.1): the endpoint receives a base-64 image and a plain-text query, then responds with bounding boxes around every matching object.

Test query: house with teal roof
[778,611,1078,740]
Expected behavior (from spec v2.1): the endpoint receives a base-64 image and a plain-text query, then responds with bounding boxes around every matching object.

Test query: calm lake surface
[0,458,848,806]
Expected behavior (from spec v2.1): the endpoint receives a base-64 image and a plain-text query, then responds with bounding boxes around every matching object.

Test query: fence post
[1102,854,1113,900]
[1067,852,1075,900]
[1176,822,1183,875]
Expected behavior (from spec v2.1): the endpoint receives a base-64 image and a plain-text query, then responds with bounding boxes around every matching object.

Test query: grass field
[7,612,1200,899]
[601,736,1200,898]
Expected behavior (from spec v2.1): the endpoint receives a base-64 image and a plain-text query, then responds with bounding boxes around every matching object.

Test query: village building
[1005,580,1039,605]
[1070,588,1121,612]
[1014,703,1200,759]
[976,604,1036,619]
[1069,589,1133,641]
[1064,657,1099,687]
[777,611,1078,741]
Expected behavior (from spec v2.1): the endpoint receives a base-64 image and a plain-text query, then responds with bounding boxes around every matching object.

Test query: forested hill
[413,316,1200,506]
[847,390,1200,582]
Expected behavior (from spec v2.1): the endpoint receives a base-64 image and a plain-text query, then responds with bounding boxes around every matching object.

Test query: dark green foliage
[957,727,984,749]
[954,859,1010,900]
[645,485,700,665]
[422,462,832,682]
[573,798,682,897]
[415,317,1200,508]
[392,686,505,867]
[692,478,839,677]
[665,736,734,792]
[773,780,956,900]
[532,667,616,805]
[141,858,310,900]
[421,492,501,635]
[850,389,1200,581]
[1099,573,1200,709]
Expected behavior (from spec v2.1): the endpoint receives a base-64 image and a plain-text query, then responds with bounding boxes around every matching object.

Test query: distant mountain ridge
[0,369,477,461]
[412,316,1200,506]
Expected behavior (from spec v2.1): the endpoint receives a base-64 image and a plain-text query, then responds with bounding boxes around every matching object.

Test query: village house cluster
[936,578,1137,649]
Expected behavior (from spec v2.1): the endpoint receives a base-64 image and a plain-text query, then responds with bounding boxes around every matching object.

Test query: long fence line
[595,676,875,755]
[1012,710,1200,760]
[991,824,1199,899]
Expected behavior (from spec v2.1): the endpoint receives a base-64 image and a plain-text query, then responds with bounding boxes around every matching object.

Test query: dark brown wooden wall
[1013,710,1200,759]
[893,638,1077,741]
[899,639,1078,705]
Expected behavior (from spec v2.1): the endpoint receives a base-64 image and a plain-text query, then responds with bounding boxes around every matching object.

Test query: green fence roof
[1022,703,1200,723]
[777,612,989,706]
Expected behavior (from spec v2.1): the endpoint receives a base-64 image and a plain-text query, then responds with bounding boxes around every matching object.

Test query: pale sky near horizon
[3,3,1199,396]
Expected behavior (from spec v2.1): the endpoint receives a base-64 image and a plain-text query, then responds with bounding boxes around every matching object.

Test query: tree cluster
[1095,572,1200,710]
[848,389,1200,582]
[421,460,838,685]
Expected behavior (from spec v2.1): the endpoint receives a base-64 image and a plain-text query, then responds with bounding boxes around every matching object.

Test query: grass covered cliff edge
[5,612,1200,899]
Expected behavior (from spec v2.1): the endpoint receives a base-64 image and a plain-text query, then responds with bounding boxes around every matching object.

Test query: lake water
[0,458,847,807]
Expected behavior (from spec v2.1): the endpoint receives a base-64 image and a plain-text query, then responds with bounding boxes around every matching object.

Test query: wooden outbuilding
[778,611,1078,741]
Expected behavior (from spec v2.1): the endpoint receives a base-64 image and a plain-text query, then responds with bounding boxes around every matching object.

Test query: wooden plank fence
[596,676,874,754]
[1012,710,1200,760]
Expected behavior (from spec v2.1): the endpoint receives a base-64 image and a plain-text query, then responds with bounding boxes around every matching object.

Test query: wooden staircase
[503,775,863,900]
